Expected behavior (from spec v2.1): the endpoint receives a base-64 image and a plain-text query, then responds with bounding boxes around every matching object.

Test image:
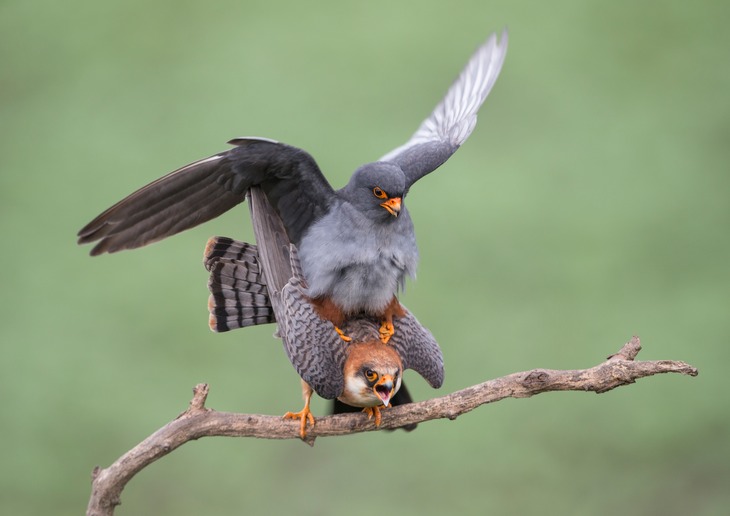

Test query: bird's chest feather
[298,206,418,314]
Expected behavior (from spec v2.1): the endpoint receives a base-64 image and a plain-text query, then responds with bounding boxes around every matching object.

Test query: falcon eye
[372,187,387,199]
[364,369,377,382]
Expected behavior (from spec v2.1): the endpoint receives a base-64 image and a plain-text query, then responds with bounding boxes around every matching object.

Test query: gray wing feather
[379,29,508,186]
[276,271,347,399]
[78,138,332,255]
[249,188,347,399]
[389,311,444,388]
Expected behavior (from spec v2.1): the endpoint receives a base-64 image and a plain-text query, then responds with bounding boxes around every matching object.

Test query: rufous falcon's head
[338,340,403,408]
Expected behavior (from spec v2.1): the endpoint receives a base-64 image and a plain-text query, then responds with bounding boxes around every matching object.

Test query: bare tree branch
[86,336,697,516]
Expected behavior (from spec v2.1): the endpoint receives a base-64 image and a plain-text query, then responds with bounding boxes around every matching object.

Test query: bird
[77,29,508,344]
[203,229,444,438]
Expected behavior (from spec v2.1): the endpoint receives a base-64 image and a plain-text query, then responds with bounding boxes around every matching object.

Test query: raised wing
[78,138,333,255]
[379,29,508,187]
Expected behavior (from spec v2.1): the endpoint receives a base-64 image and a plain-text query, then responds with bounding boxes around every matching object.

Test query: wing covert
[275,273,348,400]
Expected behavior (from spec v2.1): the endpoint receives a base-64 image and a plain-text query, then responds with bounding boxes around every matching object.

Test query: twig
[86,336,697,516]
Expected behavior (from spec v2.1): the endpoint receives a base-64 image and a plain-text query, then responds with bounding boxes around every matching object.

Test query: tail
[203,236,275,332]
[331,382,418,432]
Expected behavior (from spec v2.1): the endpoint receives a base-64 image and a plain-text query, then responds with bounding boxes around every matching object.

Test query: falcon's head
[338,340,403,408]
[342,162,405,221]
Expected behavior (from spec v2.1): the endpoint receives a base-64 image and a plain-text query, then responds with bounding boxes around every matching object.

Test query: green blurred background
[2,1,728,514]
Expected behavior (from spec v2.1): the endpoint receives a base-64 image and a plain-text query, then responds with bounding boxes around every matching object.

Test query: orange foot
[284,383,315,439]
[379,321,395,344]
[379,297,406,344]
[284,406,315,440]
[335,326,352,343]
[362,404,389,427]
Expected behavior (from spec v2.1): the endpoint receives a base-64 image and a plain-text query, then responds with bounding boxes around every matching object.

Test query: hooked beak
[373,375,395,407]
[380,197,401,217]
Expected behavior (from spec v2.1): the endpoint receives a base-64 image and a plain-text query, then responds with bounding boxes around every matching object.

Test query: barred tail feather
[203,236,260,272]
[204,236,275,332]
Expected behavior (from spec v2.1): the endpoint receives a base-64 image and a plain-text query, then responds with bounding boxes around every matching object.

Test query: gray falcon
[78,30,508,343]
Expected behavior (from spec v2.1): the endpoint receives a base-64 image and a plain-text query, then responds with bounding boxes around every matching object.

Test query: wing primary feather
[78,154,228,242]
[78,139,334,255]
[379,29,508,186]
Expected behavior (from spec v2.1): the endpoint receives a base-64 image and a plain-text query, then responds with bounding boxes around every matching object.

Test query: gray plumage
[278,245,444,399]
[297,173,417,314]
[78,30,508,319]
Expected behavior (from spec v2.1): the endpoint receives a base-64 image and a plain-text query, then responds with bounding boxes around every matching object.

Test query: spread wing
[379,29,508,188]
[78,138,334,255]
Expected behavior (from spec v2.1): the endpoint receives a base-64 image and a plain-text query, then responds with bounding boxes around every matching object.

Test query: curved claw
[284,381,315,439]
[335,326,352,343]
[379,321,395,344]
[363,405,385,427]
[284,407,315,439]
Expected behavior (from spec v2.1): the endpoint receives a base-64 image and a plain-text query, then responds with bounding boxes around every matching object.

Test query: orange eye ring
[365,369,377,382]
[372,187,387,199]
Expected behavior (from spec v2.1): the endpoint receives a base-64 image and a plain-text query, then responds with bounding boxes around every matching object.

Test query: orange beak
[373,375,395,407]
[380,197,401,217]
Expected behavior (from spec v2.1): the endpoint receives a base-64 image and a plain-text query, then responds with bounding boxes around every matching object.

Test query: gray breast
[297,203,418,314]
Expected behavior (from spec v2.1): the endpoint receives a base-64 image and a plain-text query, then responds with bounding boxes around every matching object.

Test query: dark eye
[372,187,387,199]
[365,369,377,381]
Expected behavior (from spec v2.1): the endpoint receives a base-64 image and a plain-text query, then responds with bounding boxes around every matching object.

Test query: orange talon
[335,326,352,342]
[379,297,405,344]
[379,321,395,344]
[363,405,386,427]
[283,408,315,439]
[284,381,315,439]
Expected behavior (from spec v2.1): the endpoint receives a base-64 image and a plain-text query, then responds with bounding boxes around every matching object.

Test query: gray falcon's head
[341,162,406,221]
